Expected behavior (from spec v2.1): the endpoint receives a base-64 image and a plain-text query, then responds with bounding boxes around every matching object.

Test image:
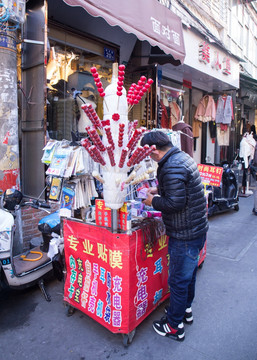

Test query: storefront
[46,0,186,140]
[21,0,186,198]
[46,25,117,140]
[155,27,240,166]
[238,73,257,134]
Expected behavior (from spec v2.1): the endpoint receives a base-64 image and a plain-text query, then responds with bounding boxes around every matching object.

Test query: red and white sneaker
[152,317,185,341]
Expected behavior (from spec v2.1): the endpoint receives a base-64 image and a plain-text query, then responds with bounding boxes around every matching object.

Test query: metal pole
[111,209,118,233]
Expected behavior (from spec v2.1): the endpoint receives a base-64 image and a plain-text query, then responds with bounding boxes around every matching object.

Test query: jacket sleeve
[211,97,216,121]
[180,126,194,157]
[152,167,187,213]
[194,103,203,121]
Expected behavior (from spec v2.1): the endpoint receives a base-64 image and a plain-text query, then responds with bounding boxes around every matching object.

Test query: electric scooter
[0,188,62,301]
[207,163,239,217]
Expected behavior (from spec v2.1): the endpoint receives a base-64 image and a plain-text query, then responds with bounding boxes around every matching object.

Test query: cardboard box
[95,199,131,231]
[118,202,131,231]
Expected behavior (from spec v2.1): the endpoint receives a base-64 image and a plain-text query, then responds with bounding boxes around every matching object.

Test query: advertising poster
[197,164,223,187]
[63,219,169,334]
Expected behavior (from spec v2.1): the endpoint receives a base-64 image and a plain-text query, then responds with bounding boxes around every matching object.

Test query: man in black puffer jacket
[141,131,208,342]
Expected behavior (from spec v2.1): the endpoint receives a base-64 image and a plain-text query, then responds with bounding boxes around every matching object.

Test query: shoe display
[164,305,193,325]
[152,317,185,341]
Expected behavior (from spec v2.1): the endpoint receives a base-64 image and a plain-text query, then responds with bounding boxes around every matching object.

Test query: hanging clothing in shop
[195,95,216,122]
[246,121,251,134]
[184,104,201,138]
[209,121,216,140]
[239,133,256,168]
[172,121,194,157]
[217,124,229,146]
[170,101,182,128]
[250,124,256,137]
[160,100,170,129]
[176,94,184,115]
[220,146,228,163]
[240,118,247,135]
[215,95,233,124]
[192,119,202,138]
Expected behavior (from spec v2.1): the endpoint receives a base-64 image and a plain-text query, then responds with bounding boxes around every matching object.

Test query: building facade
[0,0,256,244]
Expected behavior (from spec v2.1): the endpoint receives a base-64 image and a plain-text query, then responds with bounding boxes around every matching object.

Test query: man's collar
[158,147,178,165]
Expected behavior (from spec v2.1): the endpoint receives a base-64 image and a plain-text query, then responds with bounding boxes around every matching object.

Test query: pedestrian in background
[141,131,208,341]
[250,140,257,215]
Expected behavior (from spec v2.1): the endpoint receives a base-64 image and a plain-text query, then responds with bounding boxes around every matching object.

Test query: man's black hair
[140,131,173,150]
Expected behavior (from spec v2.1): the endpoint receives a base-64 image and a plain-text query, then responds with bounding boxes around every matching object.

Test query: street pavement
[0,193,257,360]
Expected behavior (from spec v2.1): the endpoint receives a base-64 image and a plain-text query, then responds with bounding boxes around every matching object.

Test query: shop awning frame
[62,0,186,64]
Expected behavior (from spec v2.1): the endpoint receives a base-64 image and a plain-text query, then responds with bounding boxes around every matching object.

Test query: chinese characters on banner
[198,41,231,75]
[150,17,181,46]
[95,199,131,231]
[197,164,223,187]
[63,220,169,334]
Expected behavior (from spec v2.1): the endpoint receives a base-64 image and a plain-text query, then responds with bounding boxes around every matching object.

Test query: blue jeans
[166,234,206,328]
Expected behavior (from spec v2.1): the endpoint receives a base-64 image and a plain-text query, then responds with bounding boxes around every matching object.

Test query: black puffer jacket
[152,147,208,240]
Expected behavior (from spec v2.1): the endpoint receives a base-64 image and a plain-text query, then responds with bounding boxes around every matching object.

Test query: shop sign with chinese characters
[199,41,231,76]
[63,219,169,334]
[197,164,223,187]
[182,29,239,89]
[150,16,181,47]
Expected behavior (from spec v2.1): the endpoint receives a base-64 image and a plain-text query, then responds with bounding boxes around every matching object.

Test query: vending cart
[63,218,169,346]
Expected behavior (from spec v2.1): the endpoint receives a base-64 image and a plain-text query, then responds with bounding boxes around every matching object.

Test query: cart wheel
[234,204,239,211]
[198,261,204,269]
[65,304,75,317]
[122,329,136,347]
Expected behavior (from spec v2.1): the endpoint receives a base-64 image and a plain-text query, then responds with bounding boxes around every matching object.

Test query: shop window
[129,68,156,129]
[158,80,189,129]
[46,41,115,141]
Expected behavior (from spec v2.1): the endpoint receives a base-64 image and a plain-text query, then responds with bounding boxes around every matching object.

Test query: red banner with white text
[63,219,169,334]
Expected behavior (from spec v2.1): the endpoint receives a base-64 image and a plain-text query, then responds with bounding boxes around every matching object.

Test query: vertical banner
[63,220,169,334]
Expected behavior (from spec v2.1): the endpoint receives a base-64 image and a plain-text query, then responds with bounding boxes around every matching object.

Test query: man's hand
[143,193,154,206]
[147,187,158,195]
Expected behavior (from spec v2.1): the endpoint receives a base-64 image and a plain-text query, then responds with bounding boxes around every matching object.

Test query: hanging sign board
[197,164,223,187]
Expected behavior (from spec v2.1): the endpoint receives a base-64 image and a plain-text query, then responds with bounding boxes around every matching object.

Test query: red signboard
[63,219,169,334]
[0,169,20,191]
[182,79,192,89]
[197,164,223,187]
[95,199,131,231]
